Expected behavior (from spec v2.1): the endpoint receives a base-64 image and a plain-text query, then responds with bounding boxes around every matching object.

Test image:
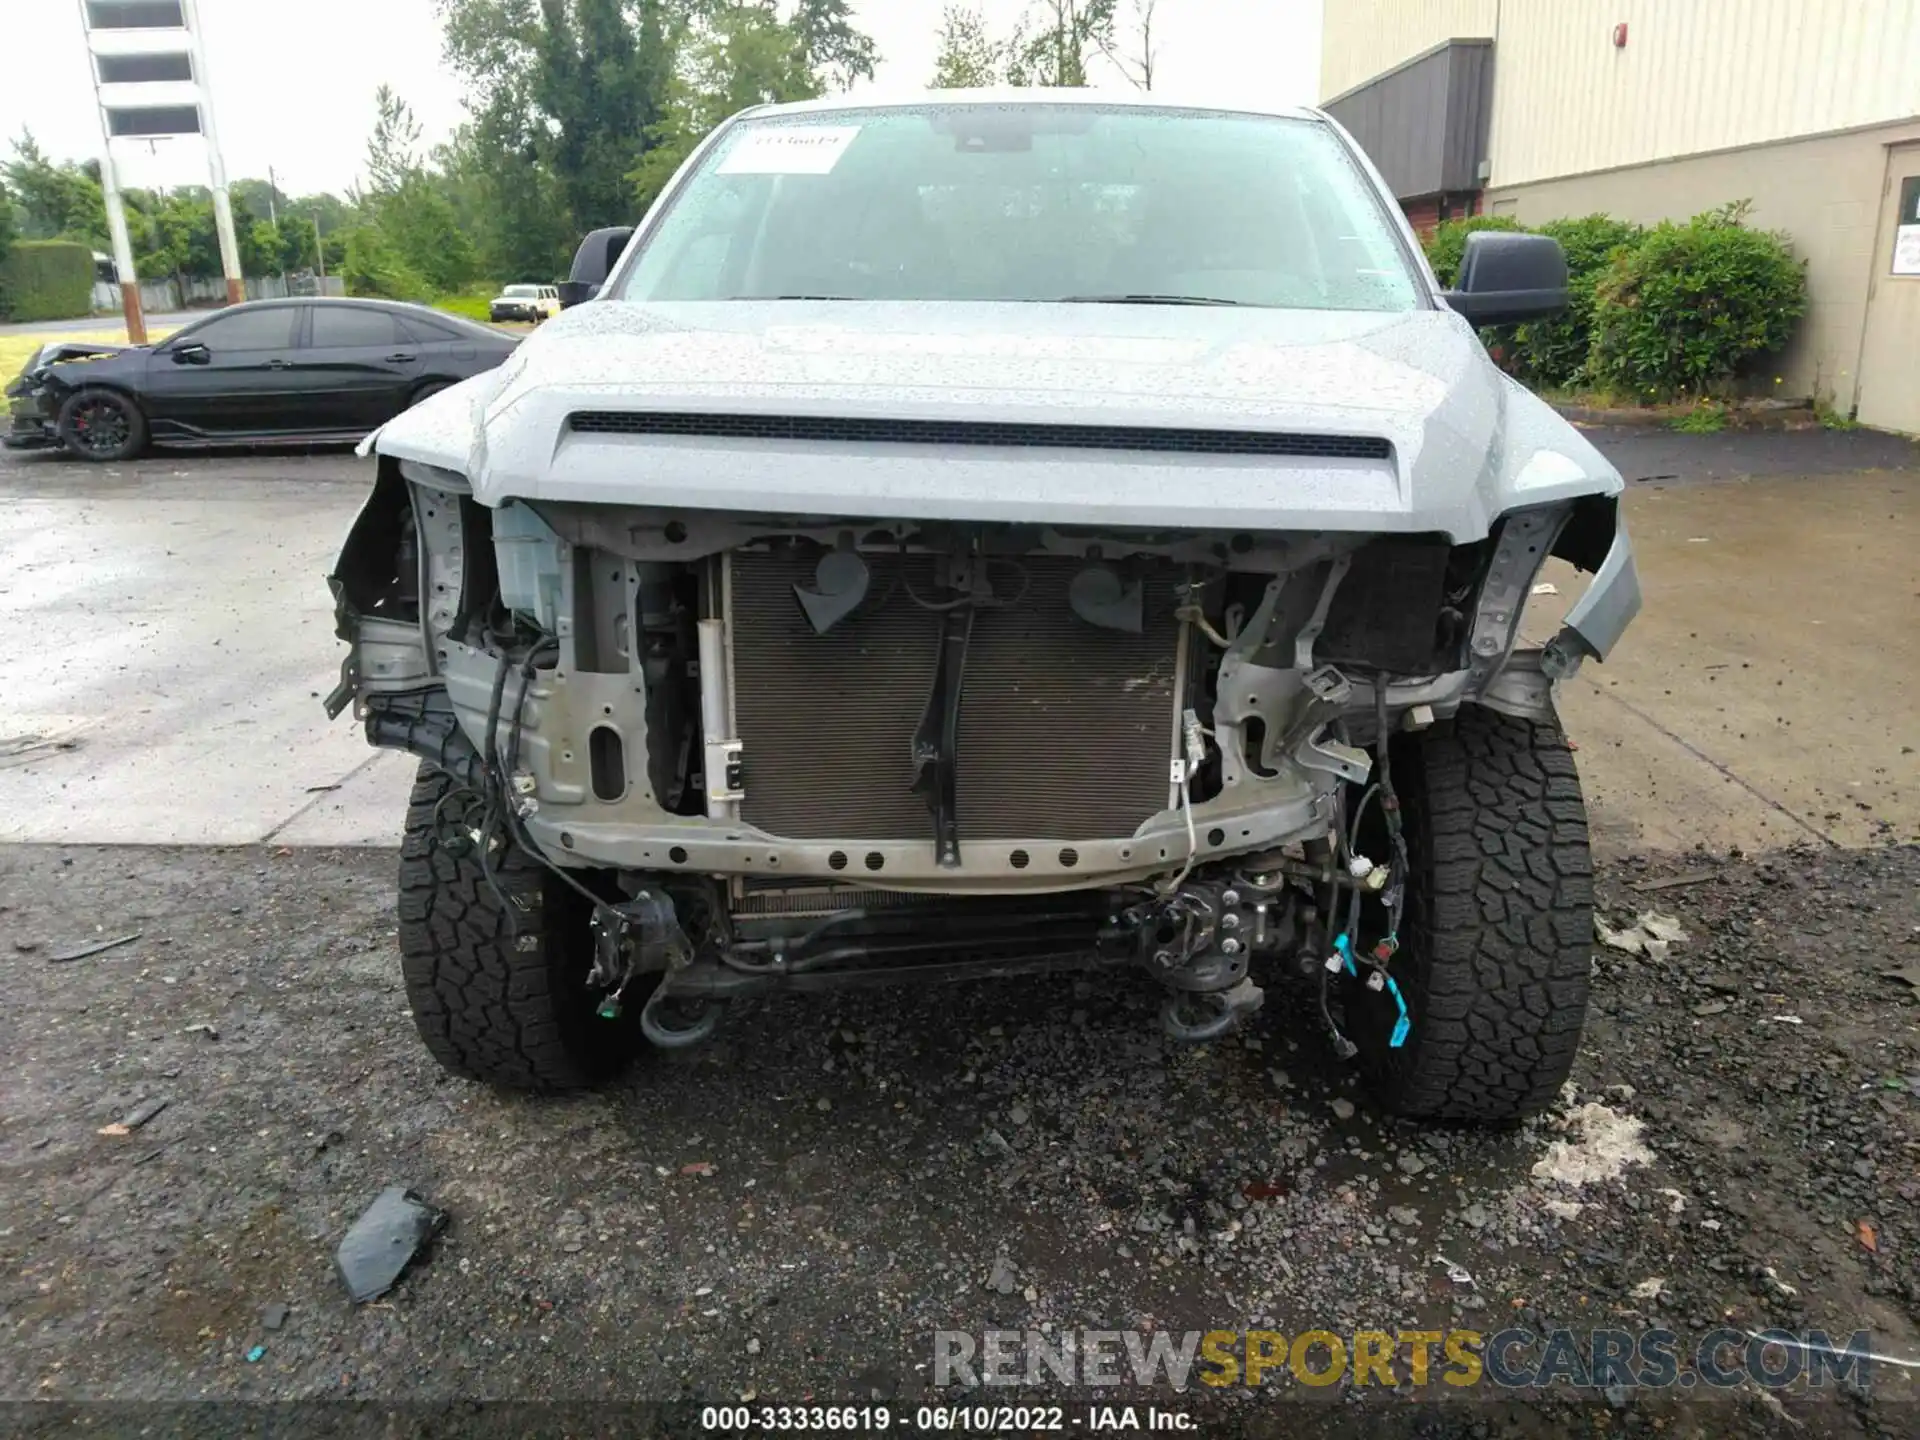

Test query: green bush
[0,239,93,321]
[1508,214,1643,388]
[340,224,429,302]
[1421,214,1525,287]
[1588,203,1805,401]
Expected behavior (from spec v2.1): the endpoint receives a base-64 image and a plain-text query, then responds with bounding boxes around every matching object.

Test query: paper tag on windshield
[718,126,860,176]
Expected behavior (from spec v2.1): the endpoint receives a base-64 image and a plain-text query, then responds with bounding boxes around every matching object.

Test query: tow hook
[1123,882,1273,1043]
[1161,977,1266,1043]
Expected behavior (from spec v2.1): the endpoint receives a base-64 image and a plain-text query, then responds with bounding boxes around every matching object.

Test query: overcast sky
[0,0,1322,197]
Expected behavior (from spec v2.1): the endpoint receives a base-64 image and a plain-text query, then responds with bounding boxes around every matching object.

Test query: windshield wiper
[1057,293,1251,307]
[727,293,860,301]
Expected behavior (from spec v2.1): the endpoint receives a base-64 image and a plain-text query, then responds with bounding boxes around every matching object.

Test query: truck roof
[743,87,1324,126]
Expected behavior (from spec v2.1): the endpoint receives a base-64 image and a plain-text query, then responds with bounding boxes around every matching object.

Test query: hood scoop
[567,410,1391,460]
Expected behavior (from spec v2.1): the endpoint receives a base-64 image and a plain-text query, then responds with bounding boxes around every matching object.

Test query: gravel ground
[2,841,1917,1438]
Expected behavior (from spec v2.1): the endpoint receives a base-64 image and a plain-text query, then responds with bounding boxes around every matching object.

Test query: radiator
[728,550,1181,844]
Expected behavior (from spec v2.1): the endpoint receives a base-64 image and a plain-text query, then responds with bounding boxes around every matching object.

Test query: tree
[631,2,867,213]
[240,218,291,276]
[5,132,108,244]
[342,222,429,300]
[363,85,426,196]
[437,1,875,253]
[230,176,282,224]
[0,177,16,272]
[1007,0,1117,88]
[931,5,1004,88]
[440,123,574,282]
[791,0,878,91]
[281,191,357,274]
[1094,0,1159,90]
[439,0,674,236]
[353,87,481,295]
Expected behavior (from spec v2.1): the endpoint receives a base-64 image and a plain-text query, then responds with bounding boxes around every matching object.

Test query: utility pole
[177,0,244,305]
[266,163,288,284]
[313,215,327,289]
[75,0,146,342]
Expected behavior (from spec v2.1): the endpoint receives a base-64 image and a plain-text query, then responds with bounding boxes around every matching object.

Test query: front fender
[323,459,431,718]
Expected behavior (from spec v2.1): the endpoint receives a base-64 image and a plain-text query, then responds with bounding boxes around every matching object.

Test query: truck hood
[370,300,1621,541]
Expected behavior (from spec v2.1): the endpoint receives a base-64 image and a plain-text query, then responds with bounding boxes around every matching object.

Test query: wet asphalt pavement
[3,843,1917,1437]
[1579,424,1920,484]
[2,427,1919,1436]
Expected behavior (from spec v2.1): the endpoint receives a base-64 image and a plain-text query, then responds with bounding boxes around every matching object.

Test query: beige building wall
[1321,0,1497,100]
[1487,0,1920,187]
[1485,119,1920,411]
[1322,0,1920,186]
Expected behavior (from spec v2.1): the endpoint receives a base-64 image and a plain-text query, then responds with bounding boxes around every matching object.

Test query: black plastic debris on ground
[48,931,142,964]
[336,1185,447,1303]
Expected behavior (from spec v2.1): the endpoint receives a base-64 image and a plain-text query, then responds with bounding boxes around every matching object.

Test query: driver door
[143,304,305,437]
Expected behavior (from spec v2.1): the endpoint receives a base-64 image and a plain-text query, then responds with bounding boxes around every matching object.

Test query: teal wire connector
[1385,974,1411,1048]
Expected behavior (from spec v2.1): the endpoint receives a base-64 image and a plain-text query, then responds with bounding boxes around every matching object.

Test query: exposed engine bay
[329,452,1632,1051]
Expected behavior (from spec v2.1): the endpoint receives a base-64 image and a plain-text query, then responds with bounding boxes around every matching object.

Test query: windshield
[504,285,540,297]
[617,104,1420,311]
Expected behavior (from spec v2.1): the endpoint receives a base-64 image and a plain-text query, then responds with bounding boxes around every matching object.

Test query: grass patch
[1815,401,1858,431]
[0,325,176,383]
[433,290,497,323]
[1540,384,1643,411]
[1668,401,1728,434]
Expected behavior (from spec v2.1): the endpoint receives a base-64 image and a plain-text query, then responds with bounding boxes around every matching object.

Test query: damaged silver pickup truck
[326,92,1638,1120]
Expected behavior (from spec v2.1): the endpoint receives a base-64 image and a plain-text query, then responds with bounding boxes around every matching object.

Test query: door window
[1892,175,1920,276]
[399,313,460,341]
[183,307,297,351]
[310,306,404,347]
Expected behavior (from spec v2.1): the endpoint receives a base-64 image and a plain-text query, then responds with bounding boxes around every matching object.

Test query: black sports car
[5,297,520,462]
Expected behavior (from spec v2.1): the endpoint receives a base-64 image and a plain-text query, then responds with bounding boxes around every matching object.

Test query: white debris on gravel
[1531,1102,1653,1190]
[1596,911,1689,961]
[1629,1277,1668,1301]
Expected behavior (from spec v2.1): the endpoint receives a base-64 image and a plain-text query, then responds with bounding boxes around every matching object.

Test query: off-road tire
[1349,705,1593,1121]
[397,764,641,1090]
[57,388,147,463]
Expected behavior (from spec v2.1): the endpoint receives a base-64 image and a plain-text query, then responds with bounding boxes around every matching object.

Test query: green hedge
[1509,214,1644,387]
[1421,202,1805,401]
[1588,203,1805,400]
[0,240,95,322]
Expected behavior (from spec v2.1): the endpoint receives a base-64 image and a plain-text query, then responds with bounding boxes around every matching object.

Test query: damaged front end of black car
[3,342,128,451]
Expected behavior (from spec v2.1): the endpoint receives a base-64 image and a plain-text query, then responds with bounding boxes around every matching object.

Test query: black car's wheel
[1345,705,1594,1122]
[57,389,148,463]
[397,764,646,1091]
[408,380,452,408]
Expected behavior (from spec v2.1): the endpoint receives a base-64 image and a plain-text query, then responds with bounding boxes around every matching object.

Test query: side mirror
[558,226,635,309]
[1443,232,1569,327]
[171,342,211,365]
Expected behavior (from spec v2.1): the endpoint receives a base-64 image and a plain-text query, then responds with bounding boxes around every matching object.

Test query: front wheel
[1347,705,1594,1121]
[57,388,148,462]
[397,765,644,1090]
